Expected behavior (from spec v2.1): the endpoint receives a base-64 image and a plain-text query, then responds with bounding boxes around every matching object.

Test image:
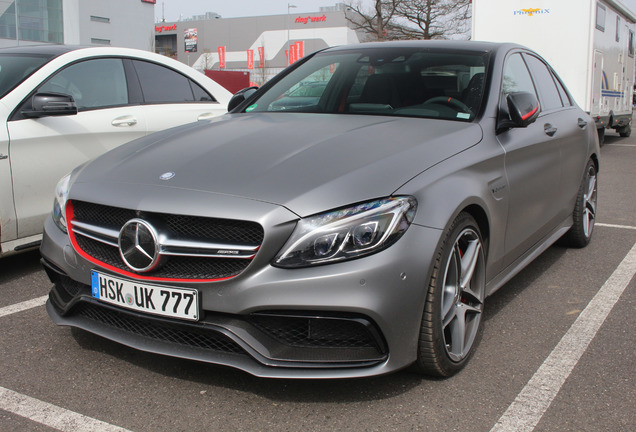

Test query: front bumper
[41,215,442,378]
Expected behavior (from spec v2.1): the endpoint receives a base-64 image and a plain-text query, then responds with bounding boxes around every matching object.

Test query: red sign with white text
[218,46,226,69]
[247,49,254,69]
[258,46,264,68]
[295,41,304,61]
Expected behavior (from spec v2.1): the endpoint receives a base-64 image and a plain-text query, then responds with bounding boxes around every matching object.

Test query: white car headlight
[52,173,71,233]
[274,197,417,268]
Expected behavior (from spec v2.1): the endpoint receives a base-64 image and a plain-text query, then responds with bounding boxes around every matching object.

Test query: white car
[0,45,232,257]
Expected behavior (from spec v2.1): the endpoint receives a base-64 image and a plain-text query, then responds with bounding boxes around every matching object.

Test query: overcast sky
[154,0,636,22]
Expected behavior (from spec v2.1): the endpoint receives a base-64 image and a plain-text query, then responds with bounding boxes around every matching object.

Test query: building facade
[155,4,359,85]
[0,0,154,49]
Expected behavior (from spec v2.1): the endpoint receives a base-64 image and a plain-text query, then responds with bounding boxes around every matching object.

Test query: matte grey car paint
[40,41,600,378]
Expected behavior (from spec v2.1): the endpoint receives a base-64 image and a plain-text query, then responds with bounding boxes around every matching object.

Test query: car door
[128,59,227,132]
[497,52,563,265]
[522,53,589,220]
[7,57,147,239]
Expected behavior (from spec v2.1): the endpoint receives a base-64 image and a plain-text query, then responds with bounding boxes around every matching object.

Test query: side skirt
[485,216,572,297]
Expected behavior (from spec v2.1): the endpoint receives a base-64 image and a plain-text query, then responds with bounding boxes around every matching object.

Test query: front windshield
[0,54,53,99]
[248,47,489,121]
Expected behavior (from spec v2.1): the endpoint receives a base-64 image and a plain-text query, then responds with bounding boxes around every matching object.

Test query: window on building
[91,38,111,45]
[131,60,216,103]
[0,0,63,43]
[596,3,606,31]
[90,16,110,24]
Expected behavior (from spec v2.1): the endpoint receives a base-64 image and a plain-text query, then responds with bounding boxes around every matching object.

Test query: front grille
[248,313,386,353]
[75,302,246,355]
[70,200,264,280]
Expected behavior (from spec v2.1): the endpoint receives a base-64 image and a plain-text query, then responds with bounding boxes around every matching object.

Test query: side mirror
[22,93,78,118]
[506,91,539,127]
[228,86,259,112]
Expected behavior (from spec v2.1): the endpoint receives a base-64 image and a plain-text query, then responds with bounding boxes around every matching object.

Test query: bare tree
[395,0,471,40]
[346,0,471,41]
[346,1,404,41]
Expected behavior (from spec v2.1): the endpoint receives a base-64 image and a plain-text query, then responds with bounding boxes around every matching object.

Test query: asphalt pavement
[0,130,634,432]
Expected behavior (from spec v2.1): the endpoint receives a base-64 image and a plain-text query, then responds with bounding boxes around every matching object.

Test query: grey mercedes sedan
[41,41,599,379]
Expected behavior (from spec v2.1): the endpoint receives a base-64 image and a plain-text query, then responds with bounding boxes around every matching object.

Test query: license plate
[91,271,199,321]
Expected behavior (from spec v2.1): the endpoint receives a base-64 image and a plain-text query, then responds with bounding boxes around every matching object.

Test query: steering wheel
[423,96,472,113]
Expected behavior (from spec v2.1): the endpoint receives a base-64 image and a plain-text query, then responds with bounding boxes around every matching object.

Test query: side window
[502,53,537,97]
[553,74,572,107]
[629,30,635,57]
[524,54,563,111]
[39,58,128,110]
[132,60,215,103]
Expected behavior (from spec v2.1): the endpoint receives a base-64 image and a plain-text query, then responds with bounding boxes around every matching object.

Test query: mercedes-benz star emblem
[118,219,160,272]
[159,172,175,180]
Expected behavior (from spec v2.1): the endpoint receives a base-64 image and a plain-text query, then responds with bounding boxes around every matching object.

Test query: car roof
[324,40,526,55]
[0,44,80,58]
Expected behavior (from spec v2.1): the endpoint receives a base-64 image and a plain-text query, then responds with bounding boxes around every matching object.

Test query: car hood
[75,113,482,217]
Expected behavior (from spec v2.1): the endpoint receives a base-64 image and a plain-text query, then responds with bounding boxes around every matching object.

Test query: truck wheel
[597,127,605,145]
[619,123,631,137]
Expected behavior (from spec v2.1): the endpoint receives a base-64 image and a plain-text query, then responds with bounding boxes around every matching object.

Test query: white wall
[64,0,154,50]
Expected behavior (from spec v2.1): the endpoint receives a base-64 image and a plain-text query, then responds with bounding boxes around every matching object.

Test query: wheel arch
[462,204,490,254]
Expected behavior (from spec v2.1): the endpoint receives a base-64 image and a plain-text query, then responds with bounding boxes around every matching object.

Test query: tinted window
[0,54,52,98]
[39,58,128,110]
[553,74,572,107]
[191,81,216,102]
[249,48,488,121]
[524,54,563,111]
[132,60,214,103]
[502,53,536,96]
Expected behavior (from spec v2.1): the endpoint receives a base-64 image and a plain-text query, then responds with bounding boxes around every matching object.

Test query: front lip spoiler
[46,298,390,379]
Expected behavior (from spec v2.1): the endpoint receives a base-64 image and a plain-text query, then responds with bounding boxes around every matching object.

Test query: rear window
[0,54,52,98]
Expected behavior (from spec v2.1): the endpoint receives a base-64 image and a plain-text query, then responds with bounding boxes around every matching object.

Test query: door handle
[197,112,215,121]
[111,115,138,127]
[544,123,557,137]
[0,154,7,160]
[577,118,588,129]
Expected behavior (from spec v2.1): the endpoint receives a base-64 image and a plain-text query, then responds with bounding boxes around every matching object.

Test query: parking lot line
[0,295,47,318]
[597,222,636,230]
[490,241,636,432]
[0,386,133,432]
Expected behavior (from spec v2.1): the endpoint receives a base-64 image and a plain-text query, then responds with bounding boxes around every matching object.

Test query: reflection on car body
[41,41,599,379]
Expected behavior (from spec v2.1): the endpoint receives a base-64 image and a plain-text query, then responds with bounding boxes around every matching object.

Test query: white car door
[7,58,147,239]
[128,59,228,132]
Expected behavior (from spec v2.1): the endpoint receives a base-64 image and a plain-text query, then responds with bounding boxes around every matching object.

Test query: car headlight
[274,197,417,268]
[52,173,71,233]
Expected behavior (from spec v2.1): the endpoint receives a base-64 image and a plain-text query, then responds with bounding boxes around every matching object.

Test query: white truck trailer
[472,0,636,141]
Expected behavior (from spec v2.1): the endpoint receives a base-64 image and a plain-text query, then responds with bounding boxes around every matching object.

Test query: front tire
[413,212,485,377]
[564,159,597,248]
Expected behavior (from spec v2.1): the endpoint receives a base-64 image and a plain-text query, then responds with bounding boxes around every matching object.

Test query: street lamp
[287,3,297,65]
